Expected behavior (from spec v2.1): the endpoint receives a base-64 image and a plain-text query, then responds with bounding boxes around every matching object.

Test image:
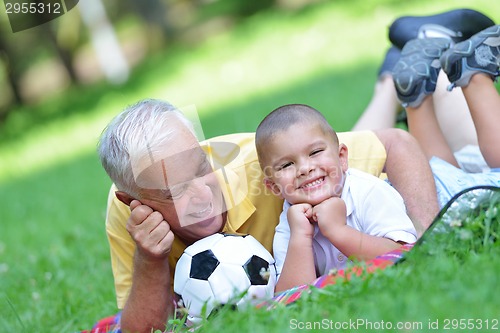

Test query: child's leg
[406,95,459,166]
[433,71,478,152]
[440,25,500,168]
[392,37,459,165]
[461,74,500,168]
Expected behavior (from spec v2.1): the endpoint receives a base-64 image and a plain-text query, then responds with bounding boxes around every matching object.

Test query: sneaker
[440,25,500,89]
[389,9,495,49]
[392,38,451,108]
[377,46,402,79]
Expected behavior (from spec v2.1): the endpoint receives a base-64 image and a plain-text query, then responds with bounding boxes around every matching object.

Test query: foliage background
[0,0,499,331]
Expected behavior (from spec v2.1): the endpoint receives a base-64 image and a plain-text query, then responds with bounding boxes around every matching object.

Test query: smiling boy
[255,104,417,292]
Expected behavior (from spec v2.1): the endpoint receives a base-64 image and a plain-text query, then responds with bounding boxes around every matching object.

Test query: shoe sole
[393,38,450,107]
[389,9,495,49]
[441,25,500,88]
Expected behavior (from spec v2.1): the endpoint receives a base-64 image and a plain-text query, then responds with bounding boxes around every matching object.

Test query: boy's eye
[279,162,292,170]
[310,149,324,156]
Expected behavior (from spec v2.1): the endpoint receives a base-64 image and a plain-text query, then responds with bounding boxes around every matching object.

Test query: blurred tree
[128,0,177,40]
[193,0,276,20]
[41,24,78,82]
[78,0,129,84]
[0,0,280,121]
[0,8,81,108]
[0,33,22,106]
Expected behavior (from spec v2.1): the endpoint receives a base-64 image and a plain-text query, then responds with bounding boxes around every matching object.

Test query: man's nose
[189,177,213,203]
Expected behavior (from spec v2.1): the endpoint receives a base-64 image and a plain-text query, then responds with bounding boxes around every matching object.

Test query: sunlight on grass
[0,102,115,182]
[0,0,499,183]
[146,5,393,112]
[1,3,390,182]
[2,1,500,331]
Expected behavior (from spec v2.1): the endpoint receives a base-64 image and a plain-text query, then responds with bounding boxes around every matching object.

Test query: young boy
[255,104,417,292]
[392,25,500,207]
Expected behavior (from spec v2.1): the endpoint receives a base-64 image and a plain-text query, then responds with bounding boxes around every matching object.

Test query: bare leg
[462,74,500,168]
[433,71,478,151]
[353,71,479,157]
[352,76,400,131]
[375,128,439,234]
[406,95,459,167]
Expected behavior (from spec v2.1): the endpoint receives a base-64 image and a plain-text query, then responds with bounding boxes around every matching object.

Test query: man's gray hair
[98,99,196,198]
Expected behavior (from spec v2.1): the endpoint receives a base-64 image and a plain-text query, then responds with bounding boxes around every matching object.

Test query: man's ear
[115,191,135,206]
[263,177,282,197]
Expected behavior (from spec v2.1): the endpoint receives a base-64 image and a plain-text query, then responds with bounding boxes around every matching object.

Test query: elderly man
[98,99,438,332]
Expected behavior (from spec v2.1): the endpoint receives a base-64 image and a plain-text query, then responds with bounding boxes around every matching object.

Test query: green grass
[191,250,500,333]
[1,0,500,332]
[0,153,114,331]
[179,189,500,333]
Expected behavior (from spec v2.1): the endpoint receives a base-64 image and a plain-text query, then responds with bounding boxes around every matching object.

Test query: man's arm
[121,251,173,333]
[374,128,439,235]
[120,201,175,333]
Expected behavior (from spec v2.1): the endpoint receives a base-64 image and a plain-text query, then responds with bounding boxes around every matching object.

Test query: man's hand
[127,200,175,260]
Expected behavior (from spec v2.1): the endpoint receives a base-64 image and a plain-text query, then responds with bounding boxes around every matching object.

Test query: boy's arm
[323,224,402,261]
[314,194,414,261]
[275,204,316,292]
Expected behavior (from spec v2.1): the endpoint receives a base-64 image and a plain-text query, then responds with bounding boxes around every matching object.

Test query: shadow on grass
[0,0,395,147]
[0,150,115,331]
[0,55,378,147]
[196,62,378,139]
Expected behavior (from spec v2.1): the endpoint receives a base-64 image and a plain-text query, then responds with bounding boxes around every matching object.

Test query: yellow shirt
[105,131,386,308]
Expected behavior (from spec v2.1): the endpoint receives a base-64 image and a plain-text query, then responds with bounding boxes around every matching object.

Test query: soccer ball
[174,233,277,325]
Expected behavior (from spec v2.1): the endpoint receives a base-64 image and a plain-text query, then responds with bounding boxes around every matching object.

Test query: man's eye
[198,158,212,176]
[162,184,188,200]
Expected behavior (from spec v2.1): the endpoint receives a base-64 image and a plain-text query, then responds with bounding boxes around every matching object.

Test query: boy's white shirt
[273,168,417,278]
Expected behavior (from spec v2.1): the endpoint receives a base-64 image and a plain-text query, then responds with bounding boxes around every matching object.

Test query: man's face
[262,122,348,206]
[136,125,226,244]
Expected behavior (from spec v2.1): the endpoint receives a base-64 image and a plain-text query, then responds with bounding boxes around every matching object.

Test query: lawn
[189,187,500,333]
[1,0,499,332]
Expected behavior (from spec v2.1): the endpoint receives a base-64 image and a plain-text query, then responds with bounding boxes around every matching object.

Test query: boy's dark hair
[255,104,338,168]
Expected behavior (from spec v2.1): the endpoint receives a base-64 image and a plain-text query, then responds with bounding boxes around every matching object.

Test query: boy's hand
[287,203,315,238]
[313,197,347,237]
[126,200,175,261]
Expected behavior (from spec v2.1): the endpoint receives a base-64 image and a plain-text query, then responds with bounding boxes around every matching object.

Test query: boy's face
[262,122,348,206]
